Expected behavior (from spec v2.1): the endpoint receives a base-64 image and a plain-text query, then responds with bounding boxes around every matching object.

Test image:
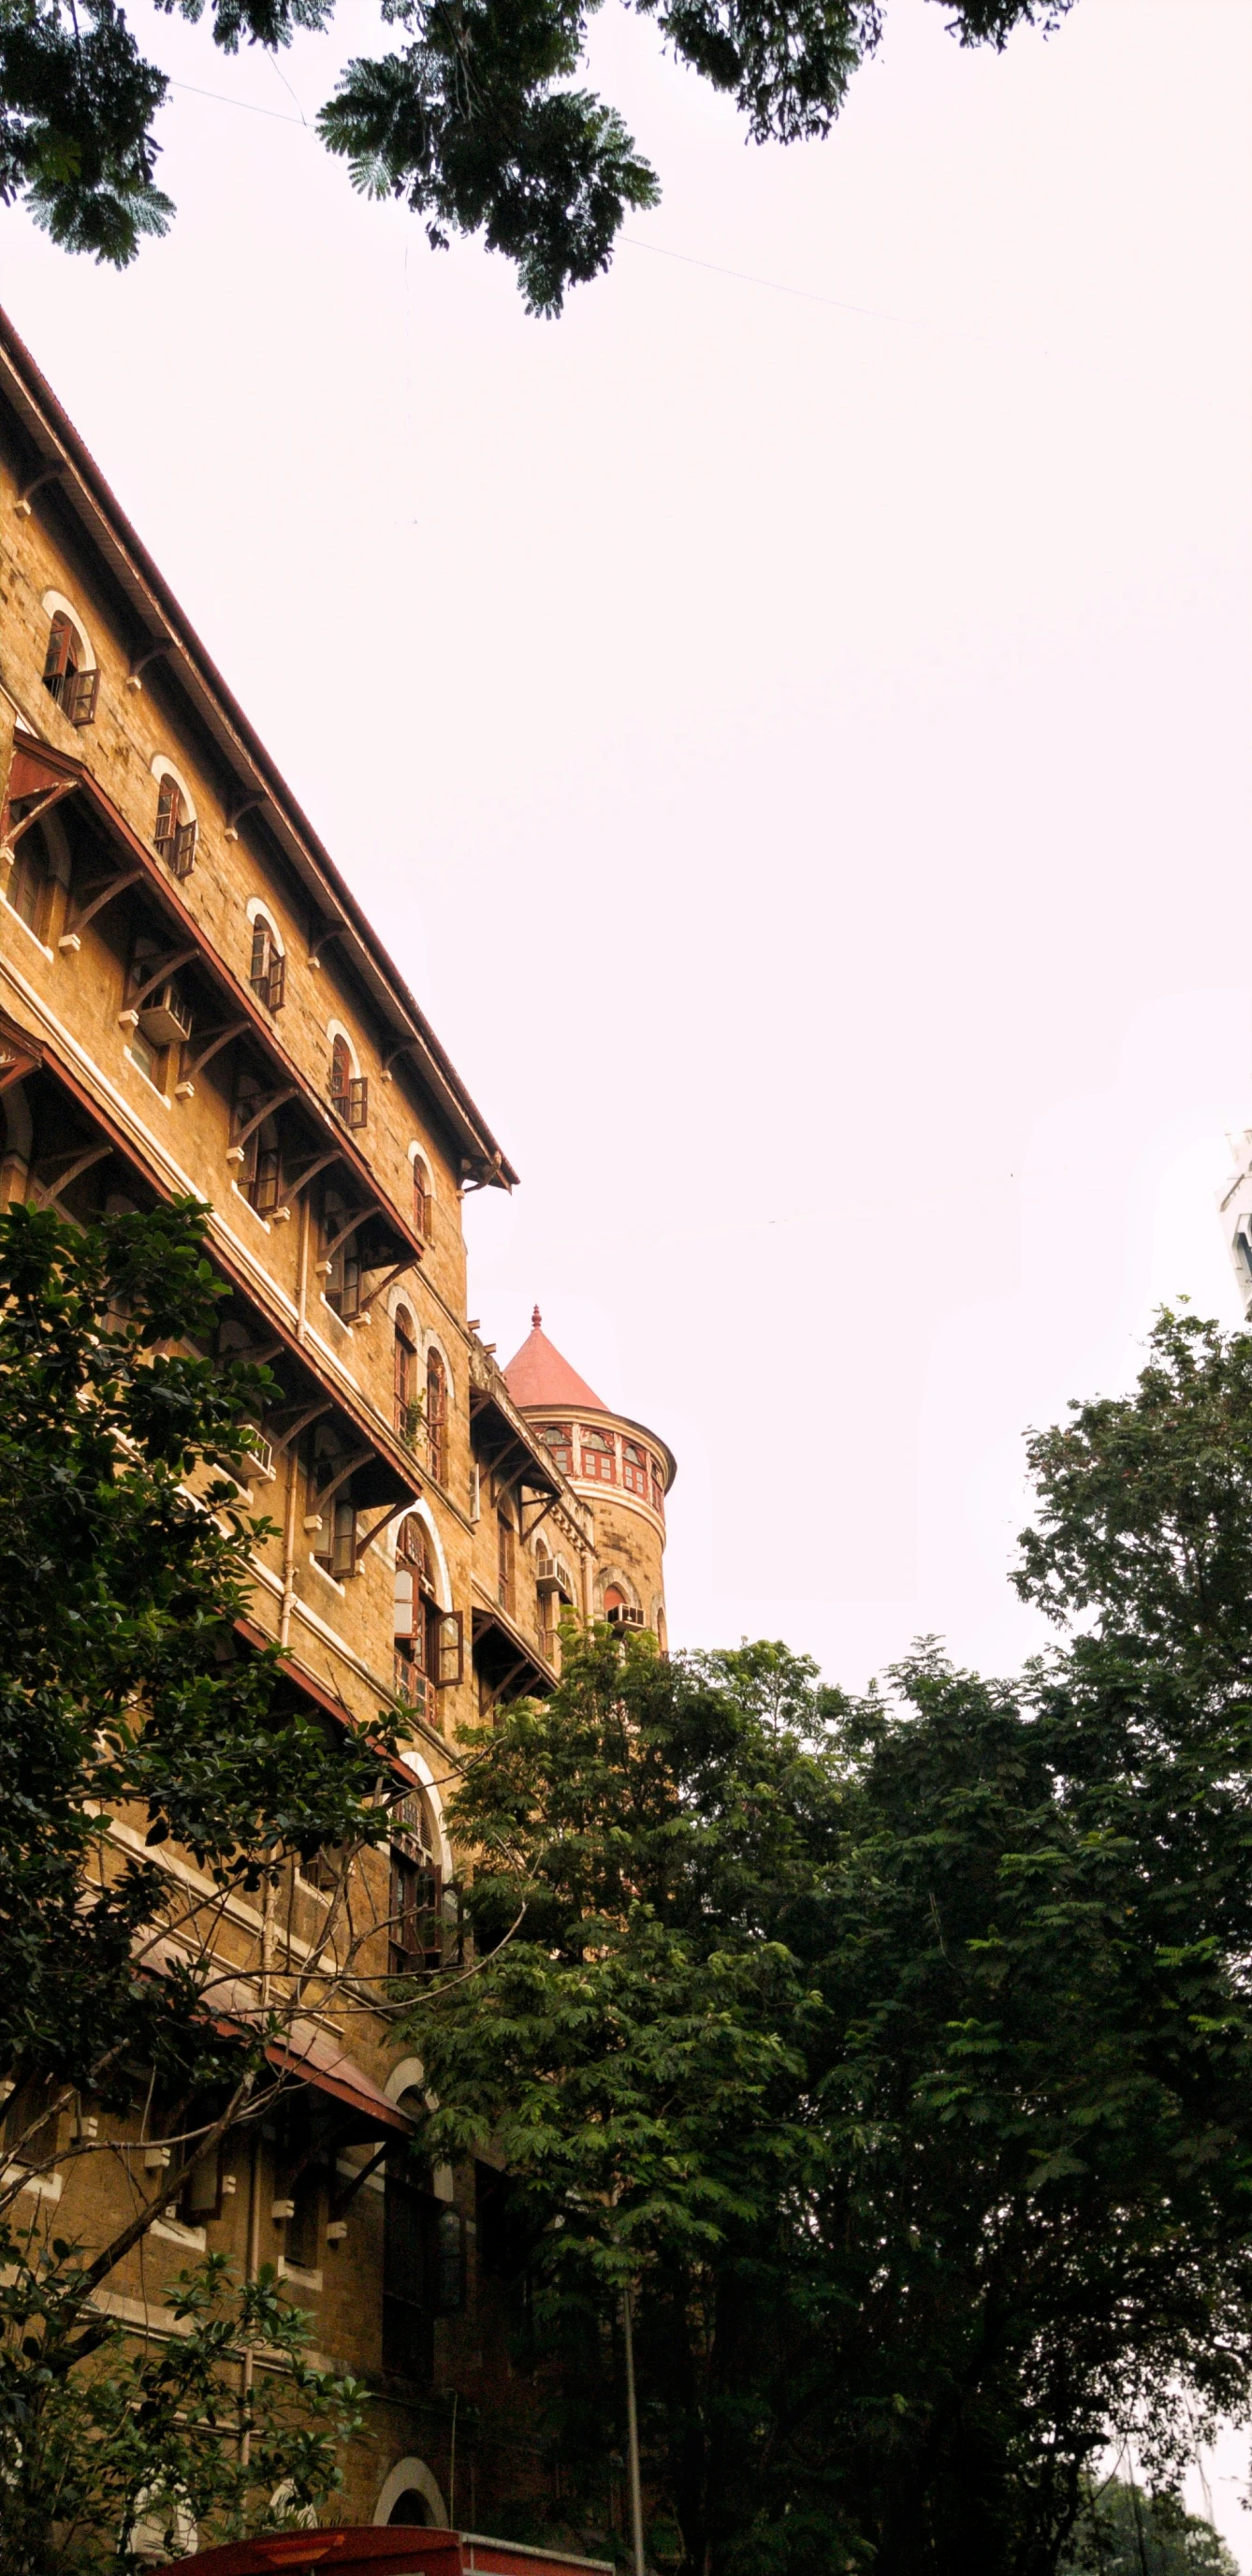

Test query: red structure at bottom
[154,2534,614,2576]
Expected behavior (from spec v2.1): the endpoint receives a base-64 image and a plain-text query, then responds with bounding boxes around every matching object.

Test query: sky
[4,0,1251,2544]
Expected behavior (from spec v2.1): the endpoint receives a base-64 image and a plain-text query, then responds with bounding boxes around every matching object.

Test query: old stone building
[0,304,673,2539]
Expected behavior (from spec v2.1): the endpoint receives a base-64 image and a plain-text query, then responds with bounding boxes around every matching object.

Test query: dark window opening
[394,1306,417,1439]
[249,916,285,1012]
[43,611,98,725]
[7,826,51,939]
[329,1035,367,1129]
[154,775,197,877]
[426,1350,447,1485]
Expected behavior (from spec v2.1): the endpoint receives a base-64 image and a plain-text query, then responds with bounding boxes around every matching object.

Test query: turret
[502,1307,675,1647]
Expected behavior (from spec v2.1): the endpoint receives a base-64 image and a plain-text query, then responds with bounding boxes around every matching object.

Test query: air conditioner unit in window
[136,980,193,1046]
[241,1429,273,1479]
[607,1604,645,1629]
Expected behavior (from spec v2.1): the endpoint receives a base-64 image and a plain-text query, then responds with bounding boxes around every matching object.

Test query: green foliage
[0,2239,366,2576]
[412,1314,1252,2576]
[1059,2481,1237,2576]
[0,1197,390,2117]
[0,0,1076,308]
[0,1199,391,2569]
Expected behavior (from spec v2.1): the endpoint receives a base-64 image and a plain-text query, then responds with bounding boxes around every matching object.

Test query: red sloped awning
[140,1936,412,2134]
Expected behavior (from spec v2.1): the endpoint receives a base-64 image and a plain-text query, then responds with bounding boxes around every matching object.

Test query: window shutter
[170,818,197,877]
[251,923,268,985]
[64,666,98,726]
[349,1075,368,1128]
[268,951,286,1010]
[436,1611,464,1687]
[44,615,73,683]
[394,1565,415,1641]
[155,778,178,850]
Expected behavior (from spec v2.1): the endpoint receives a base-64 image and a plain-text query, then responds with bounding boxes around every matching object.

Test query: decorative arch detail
[245,894,286,953]
[372,2456,448,2528]
[40,589,95,670]
[149,754,197,822]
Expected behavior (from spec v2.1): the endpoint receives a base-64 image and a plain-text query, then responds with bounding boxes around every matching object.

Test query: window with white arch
[328,1024,368,1130]
[40,592,97,727]
[151,756,197,880]
[247,900,286,1013]
[393,1511,463,1717]
[603,1574,644,1631]
[409,1143,433,1243]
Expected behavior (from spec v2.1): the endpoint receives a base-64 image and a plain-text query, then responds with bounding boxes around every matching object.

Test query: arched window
[604,1580,643,1630]
[393,1516,462,1717]
[388,1787,442,1977]
[322,1191,360,1321]
[621,1439,648,1498]
[394,1305,417,1439]
[539,1422,573,1475]
[42,609,97,726]
[232,1066,281,1216]
[329,1034,367,1129]
[154,772,197,878]
[426,1348,447,1485]
[412,1157,431,1241]
[580,1426,617,1485]
[249,911,285,1011]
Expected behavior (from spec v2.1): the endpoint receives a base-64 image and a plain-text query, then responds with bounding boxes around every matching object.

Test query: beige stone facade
[0,305,671,2542]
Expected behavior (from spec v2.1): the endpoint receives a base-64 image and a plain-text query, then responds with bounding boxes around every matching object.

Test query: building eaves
[0,302,518,1191]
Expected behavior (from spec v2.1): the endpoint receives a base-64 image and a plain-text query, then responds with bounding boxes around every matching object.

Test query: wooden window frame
[43,613,98,726]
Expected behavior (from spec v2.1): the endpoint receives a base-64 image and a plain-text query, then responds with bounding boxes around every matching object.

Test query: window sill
[306,1554,346,1600]
[153,2215,207,2250]
[230,1180,271,1232]
[277,2257,323,2292]
[4,2162,63,2203]
[125,1047,172,1106]
[3,900,53,964]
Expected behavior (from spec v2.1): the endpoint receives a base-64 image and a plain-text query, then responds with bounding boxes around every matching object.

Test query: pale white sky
[6,0,1251,2535]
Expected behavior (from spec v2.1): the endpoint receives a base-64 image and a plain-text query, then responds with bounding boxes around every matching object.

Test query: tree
[0,2251,367,2576]
[0,1197,395,2567]
[0,0,1076,311]
[1059,2481,1237,2576]
[413,1310,1252,2576]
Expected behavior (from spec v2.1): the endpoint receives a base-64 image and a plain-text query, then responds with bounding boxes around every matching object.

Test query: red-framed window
[580,1428,616,1484]
[540,1423,573,1475]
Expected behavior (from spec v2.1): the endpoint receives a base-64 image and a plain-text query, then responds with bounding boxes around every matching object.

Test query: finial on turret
[531,1304,542,1328]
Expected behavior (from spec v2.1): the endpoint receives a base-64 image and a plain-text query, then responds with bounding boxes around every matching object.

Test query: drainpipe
[240,2124,262,2468]
[281,1193,311,1647]
[621,2288,647,2576]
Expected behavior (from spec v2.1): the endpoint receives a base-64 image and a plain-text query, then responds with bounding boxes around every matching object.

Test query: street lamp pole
[621,2286,647,2576]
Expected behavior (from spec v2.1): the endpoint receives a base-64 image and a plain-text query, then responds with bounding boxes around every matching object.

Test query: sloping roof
[0,302,517,1190]
[502,1307,606,1413]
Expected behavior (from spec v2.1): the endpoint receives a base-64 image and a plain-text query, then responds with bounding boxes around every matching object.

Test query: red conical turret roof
[502,1307,607,1413]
